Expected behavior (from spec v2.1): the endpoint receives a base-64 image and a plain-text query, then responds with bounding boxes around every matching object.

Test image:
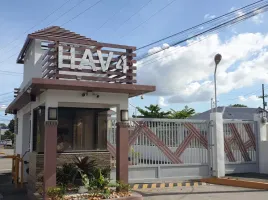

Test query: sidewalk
[0,173,28,200]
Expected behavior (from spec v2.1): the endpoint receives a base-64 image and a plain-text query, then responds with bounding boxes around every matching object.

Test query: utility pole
[259,84,268,110]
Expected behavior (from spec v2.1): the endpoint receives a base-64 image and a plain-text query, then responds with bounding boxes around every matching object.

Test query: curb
[131,181,207,190]
[201,177,268,190]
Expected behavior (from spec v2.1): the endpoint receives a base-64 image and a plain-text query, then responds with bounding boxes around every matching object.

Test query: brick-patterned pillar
[116,122,129,184]
[44,121,58,196]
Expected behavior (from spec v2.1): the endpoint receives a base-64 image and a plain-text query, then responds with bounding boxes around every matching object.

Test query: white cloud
[204,14,216,20]
[158,96,168,107]
[248,95,260,101]
[0,105,6,110]
[238,95,261,104]
[230,6,264,24]
[238,96,247,102]
[137,32,268,104]
[252,14,264,24]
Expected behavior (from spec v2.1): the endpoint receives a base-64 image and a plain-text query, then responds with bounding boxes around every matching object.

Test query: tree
[168,106,196,119]
[1,130,15,143]
[0,123,7,129]
[133,104,171,118]
[230,104,247,107]
[8,119,14,133]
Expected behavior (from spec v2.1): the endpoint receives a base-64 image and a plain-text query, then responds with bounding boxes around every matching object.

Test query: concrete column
[43,121,58,195]
[116,122,129,184]
[254,114,268,174]
[210,112,225,177]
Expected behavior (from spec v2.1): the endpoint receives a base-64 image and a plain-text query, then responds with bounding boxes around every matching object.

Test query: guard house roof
[7,26,156,114]
[17,26,136,64]
[6,78,155,114]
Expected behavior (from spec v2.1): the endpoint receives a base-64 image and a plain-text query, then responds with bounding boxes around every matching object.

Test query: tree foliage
[8,119,14,133]
[168,106,196,119]
[133,104,196,119]
[0,123,7,129]
[230,104,248,107]
[134,104,171,118]
[1,130,15,143]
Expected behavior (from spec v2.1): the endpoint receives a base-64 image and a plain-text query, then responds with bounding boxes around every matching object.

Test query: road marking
[142,184,148,189]
[185,182,191,187]
[133,184,139,190]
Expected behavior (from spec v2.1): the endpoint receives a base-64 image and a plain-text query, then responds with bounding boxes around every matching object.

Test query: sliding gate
[223,120,258,174]
[108,118,211,183]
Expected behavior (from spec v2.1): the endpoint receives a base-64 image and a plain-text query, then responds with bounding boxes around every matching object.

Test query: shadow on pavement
[0,173,28,200]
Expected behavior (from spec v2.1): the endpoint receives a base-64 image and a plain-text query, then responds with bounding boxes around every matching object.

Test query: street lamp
[214,53,222,113]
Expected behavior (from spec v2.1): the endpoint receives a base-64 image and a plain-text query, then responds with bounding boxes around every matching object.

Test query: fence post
[210,112,225,177]
[254,114,268,174]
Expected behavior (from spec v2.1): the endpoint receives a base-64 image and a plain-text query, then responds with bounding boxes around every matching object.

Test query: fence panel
[223,120,257,163]
[107,118,210,166]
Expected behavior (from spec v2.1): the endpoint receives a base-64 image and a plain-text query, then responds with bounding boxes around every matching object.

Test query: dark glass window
[32,107,108,153]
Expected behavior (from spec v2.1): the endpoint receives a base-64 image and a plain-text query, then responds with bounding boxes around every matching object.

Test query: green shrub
[116,181,131,192]
[46,186,65,200]
[74,156,97,178]
[56,163,77,186]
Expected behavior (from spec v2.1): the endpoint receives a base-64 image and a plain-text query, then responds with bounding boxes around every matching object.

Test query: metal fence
[223,120,257,163]
[107,118,210,166]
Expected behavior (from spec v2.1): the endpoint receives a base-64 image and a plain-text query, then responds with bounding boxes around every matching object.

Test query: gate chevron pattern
[107,119,209,165]
[224,122,256,162]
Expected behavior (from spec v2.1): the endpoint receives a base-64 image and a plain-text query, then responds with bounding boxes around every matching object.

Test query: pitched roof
[190,106,265,121]
[17,26,97,64]
[29,26,95,42]
[17,26,136,64]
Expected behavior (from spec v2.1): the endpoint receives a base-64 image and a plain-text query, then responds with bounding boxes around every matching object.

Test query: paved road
[136,185,268,200]
[0,149,14,173]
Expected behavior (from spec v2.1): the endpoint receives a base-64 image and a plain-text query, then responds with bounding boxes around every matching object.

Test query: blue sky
[0,0,268,123]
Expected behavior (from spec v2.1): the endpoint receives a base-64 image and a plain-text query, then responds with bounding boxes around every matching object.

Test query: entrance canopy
[6,78,155,114]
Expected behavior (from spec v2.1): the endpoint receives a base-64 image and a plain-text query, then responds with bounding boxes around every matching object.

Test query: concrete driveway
[136,184,268,200]
[0,149,14,173]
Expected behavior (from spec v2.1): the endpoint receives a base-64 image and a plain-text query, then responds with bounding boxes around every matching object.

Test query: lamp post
[214,54,222,113]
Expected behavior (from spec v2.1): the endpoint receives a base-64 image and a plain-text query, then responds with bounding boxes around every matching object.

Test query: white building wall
[20,40,46,89]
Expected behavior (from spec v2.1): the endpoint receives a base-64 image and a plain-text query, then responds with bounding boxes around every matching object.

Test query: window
[32,107,108,153]
[57,108,108,152]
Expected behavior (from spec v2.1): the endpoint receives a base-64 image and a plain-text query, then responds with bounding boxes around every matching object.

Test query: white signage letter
[116,55,128,73]
[79,49,97,71]
[97,50,113,72]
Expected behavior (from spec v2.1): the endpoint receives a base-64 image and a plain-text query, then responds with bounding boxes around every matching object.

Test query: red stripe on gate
[184,123,208,149]
[228,123,251,162]
[142,124,182,164]
[245,140,253,149]
[107,141,116,158]
[228,135,236,145]
[128,122,143,146]
[224,138,236,162]
[243,124,256,150]
[175,132,195,157]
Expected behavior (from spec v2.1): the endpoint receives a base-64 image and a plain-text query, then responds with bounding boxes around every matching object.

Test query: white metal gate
[223,120,258,174]
[108,118,211,183]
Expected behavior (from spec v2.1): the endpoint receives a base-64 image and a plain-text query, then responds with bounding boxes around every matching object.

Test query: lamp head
[214,53,222,65]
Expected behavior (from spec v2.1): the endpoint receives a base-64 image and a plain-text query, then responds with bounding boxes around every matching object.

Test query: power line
[0,70,22,75]
[0,92,13,97]
[120,0,179,39]
[136,0,265,51]
[0,0,72,53]
[90,0,130,36]
[137,2,268,63]
[115,0,154,32]
[61,0,103,26]
[0,0,102,69]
